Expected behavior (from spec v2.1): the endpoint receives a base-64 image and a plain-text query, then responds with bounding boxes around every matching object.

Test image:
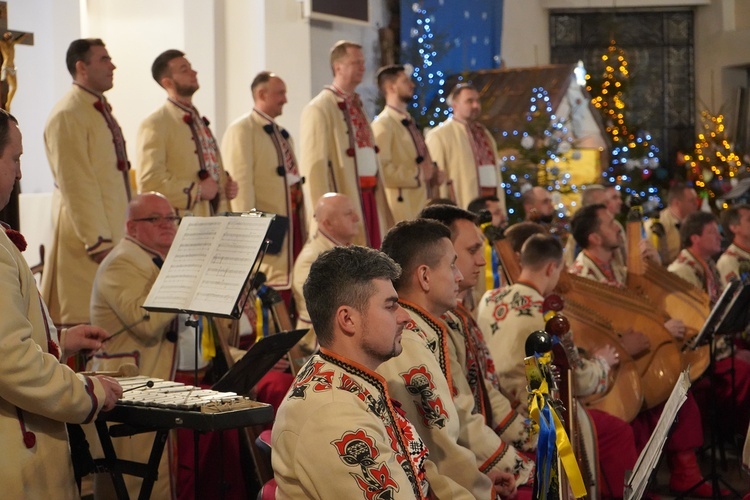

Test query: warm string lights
[685,110,745,204]
[587,39,663,209]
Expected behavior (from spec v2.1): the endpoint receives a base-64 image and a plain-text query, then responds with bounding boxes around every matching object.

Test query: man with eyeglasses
[89,192,250,499]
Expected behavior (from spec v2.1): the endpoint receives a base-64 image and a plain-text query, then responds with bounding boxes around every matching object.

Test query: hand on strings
[488,470,517,499]
[619,328,651,357]
[664,318,687,340]
[593,344,620,368]
[61,324,108,358]
[95,375,123,411]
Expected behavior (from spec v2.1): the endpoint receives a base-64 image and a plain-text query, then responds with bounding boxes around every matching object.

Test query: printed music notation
[143,215,273,317]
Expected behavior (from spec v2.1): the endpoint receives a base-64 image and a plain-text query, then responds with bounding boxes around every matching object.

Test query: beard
[174,81,198,98]
[361,327,403,364]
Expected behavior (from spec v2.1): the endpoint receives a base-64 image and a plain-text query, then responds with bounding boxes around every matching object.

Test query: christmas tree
[586,40,666,211]
[400,3,450,129]
[497,86,576,221]
[684,110,744,210]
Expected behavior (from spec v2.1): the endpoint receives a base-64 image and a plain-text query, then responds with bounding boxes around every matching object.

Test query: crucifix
[0,1,34,112]
[0,1,33,230]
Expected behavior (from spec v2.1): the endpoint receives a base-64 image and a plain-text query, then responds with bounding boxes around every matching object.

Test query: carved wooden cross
[0,1,33,228]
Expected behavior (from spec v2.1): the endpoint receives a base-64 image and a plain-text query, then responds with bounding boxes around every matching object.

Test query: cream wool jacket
[1,228,108,499]
[300,88,393,246]
[42,84,129,325]
[137,100,229,216]
[425,117,505,211]
[222,109,301,289]
[371,106,428,222]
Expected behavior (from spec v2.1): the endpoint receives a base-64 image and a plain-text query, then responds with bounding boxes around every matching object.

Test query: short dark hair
[250,71,273,97]
[680,211,717,249]
[0,109,18,157]
[419,204,477,239]
[721,204,750,241]
[376,64,405,93]
[467,195,500,215]
[66,38,105,78]
[151,49,185,85]
[448,82,476,104]
[571,203,607,250]
[667,183,694,205]
[520,234,563,271]
[381,219,452,291]
[304,246,400,346]
[504,221,546,253]
[520,188,538,211]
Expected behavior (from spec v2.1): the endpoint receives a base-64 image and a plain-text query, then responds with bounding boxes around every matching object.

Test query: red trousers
[589,409,638,499]
[692,353,750,437]
[631,391,704,454]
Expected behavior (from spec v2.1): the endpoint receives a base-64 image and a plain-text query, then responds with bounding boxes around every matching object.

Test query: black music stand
[677,278,750,499]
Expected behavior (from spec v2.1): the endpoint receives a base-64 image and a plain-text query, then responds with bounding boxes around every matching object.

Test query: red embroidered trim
[4,228,27,252]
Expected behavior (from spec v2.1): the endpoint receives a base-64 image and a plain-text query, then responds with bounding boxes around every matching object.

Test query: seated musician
[419,205,537,455]
[644,183,699,266]
[477,233,637,500]
[88,192,291,499]
[563,184,629,267]
[292,193,360,360]
[668,211,750,443]
[570,204,723,497]
[273,245,471,499]
[717,203,750,286]
[379,219,531,498]
[0,109,123,499]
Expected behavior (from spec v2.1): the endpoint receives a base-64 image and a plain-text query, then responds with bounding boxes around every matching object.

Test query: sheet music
[144,215,272,316]
[624,370,691,500]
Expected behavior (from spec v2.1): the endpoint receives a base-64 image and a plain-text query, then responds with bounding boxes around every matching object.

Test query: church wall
[6,0,386,197]
[502,0,750,144]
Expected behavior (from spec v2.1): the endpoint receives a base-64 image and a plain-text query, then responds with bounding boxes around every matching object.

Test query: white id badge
[478,164,498,187]
[355,146,379,177]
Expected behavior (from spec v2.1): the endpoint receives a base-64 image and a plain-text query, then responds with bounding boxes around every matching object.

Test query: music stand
[212,329,308,395]
[677,277,750,499]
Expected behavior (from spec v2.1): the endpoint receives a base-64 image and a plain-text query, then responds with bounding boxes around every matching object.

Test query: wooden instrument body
[556,272,682,409]
[625,219,711,381]
[495,238,644,420]
[563,299,644,422]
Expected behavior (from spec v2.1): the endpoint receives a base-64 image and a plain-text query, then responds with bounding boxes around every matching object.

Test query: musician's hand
[273,357,291,372]
[199,176,219,201]
[420,162,434,183]
[90,247,112,264]
[664,318,686,340]
[594,344,620,368]
[435,168,447,186]
[95,375,123,412]
[488,470,517,498]
[619,328,650,357]
[639,239,661,264]
[61,325,107,358]
[225,175,239,200]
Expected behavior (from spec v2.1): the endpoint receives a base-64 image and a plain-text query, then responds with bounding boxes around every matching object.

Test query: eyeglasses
[131,215,181,225]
